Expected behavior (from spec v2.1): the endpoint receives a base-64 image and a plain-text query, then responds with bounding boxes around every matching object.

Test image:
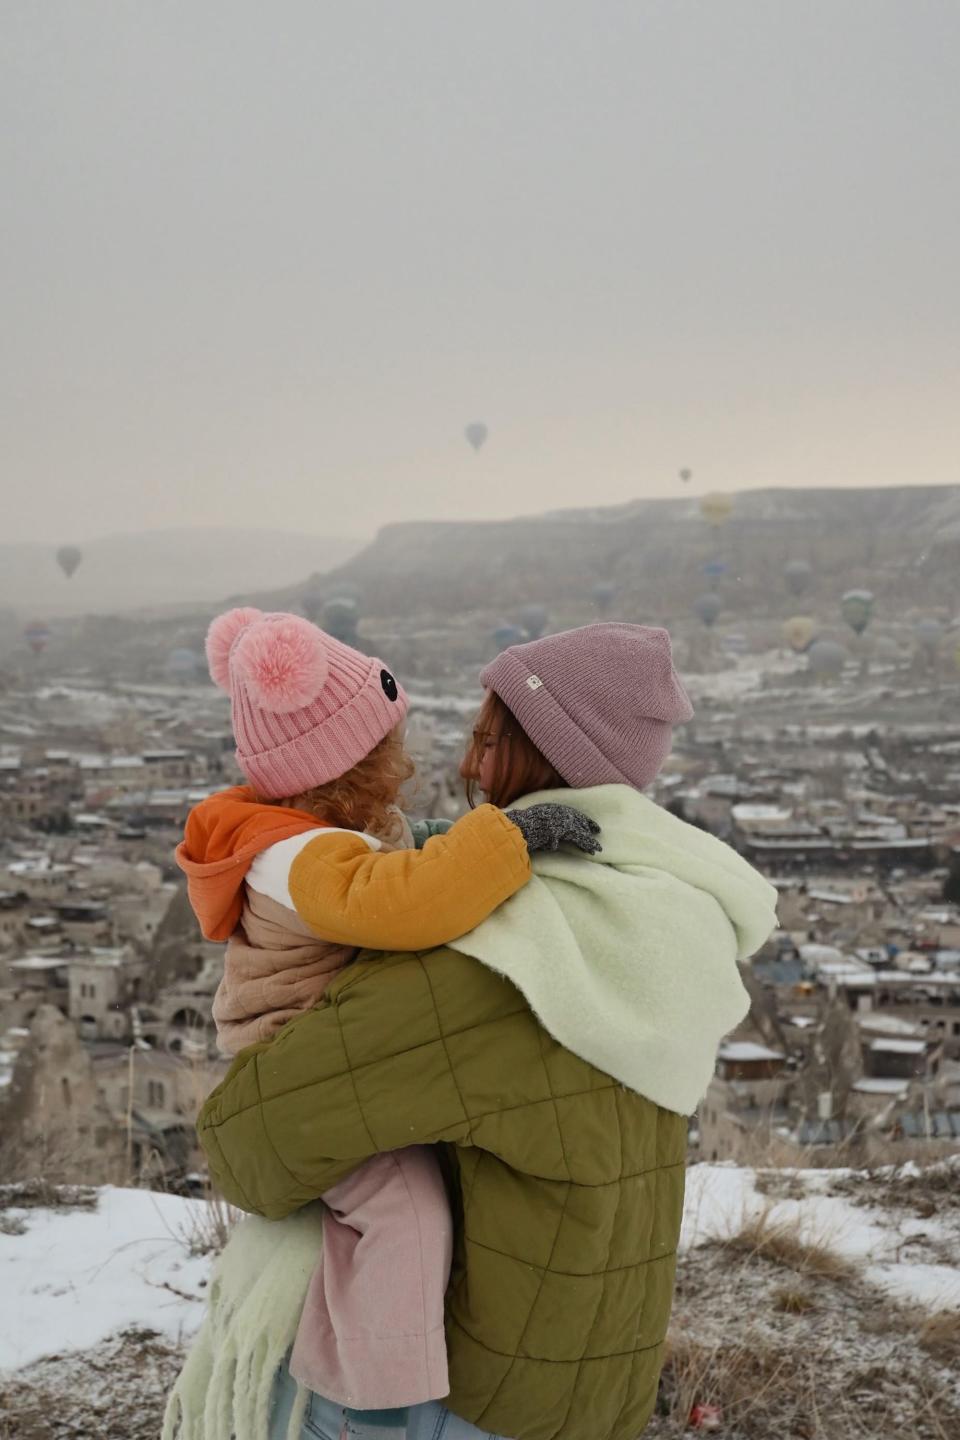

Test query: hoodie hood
[450,784,778,1116]
[177,786,325,941]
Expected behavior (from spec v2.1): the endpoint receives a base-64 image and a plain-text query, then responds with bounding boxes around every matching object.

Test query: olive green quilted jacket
[198,946,687,1440]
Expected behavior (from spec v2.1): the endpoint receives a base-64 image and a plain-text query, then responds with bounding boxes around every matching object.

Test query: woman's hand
[504,802,602,855]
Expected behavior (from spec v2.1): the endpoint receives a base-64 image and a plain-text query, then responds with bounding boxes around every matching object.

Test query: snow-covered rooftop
[853,1078,911,1095]
[718,1041,784,1062]
[732,804,794,823]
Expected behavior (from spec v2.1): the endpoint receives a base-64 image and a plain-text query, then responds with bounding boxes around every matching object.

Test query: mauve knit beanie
[206,608,408,799]
[481,622,693,791]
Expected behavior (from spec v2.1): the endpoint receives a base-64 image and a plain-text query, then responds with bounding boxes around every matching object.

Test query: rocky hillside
[248,484,960,625]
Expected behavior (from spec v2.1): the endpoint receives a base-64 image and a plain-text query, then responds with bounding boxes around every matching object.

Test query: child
[177,607,600,1440]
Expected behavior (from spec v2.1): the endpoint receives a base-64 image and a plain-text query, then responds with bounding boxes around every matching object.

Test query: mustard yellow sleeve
[288,804,531,950]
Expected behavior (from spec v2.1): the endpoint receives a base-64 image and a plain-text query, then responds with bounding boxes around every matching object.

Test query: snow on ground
[682,1162,960,1311]
[1,1163,958,1382]
[0,1187,211,1373]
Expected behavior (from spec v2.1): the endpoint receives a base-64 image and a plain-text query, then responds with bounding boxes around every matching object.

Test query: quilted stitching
[198,947,686,1440]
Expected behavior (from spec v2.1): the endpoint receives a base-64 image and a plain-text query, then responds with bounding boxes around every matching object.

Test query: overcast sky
[3,1,958,545]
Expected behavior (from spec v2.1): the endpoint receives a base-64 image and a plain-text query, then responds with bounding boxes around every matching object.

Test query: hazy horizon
[4,1,959,546]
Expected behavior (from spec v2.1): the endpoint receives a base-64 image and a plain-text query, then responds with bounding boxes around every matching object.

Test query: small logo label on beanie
[380,670,399,702]
[526,675,544,691]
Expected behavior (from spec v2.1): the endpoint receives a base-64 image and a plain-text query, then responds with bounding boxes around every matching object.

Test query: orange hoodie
[176,786,327,942]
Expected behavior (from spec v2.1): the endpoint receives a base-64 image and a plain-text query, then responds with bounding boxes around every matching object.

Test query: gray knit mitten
[504,803,602,855]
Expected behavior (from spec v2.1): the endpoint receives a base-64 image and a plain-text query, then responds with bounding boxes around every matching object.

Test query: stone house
[697,1041,792,1165]
[67,948,145,1042]
[0,858,75,903]
[5,955,70,1017]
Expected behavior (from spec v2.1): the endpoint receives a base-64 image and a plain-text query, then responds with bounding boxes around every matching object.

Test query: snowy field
[2,1165,958,1376]
[681,1161,960,1313]
[0,1186,211,1373]
[1,1163,959,1437]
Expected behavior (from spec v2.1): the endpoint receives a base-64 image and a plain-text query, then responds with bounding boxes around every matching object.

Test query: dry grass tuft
[828,1158,960,1216]
[773,1284,817,1314]
[655,1329,960,1439]
[179,1183,239,1257]
[656,1331,823,1437]
[753,1169,809,1202]
[918,1310,960,1366]
[720,1204,856,1281]
[0,1178,98,1212]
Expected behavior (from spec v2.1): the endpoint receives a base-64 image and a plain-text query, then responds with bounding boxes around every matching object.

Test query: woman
[169,623,777,1440]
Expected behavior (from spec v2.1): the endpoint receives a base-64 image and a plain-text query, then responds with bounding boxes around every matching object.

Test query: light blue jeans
[268,1352,510,1440]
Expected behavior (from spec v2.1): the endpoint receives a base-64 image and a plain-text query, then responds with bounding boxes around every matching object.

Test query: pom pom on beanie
[232,615,330,713]
[206,607,264,691]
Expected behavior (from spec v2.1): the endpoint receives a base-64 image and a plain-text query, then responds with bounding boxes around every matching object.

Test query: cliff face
[263,485,960,620]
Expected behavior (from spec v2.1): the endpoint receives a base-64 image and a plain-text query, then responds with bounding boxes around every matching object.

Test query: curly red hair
[261,726,416,842]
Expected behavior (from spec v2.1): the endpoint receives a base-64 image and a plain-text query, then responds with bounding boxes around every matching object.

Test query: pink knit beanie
[481,622,693,791]
[206,608,409,799]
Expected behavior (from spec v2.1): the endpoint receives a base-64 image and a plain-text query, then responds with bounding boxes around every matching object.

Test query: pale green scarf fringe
[163,1204,324,1440]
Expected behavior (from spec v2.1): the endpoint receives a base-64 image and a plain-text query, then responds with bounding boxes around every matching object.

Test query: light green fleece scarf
[162,1204,324,1440]
[450,784,778,1116]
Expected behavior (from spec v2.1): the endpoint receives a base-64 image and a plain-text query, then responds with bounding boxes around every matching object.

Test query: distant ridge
[0,527,365,619]
[247,485,960,621]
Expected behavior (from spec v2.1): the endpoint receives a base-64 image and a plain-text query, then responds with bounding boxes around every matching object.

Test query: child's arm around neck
[246,803,531,953]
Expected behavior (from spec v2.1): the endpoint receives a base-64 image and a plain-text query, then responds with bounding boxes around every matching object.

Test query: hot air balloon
[517,604,549,641]
[784,560,812,597]
[841,590,875,637]
[721,632,749,655]
[492,623,525,653]
[679,468,692,484]
[914,618,943,655]
[808,639,848,678]
[700,493,734,528]
[56,545,83,579]
[703,560,728,581]
[167,647,201,681]
[592,580,617,615]
[783,616,816,654]
[694,592,722,628]
[24,621,51,655]
[465,423,488,452]
[322,596,360,646]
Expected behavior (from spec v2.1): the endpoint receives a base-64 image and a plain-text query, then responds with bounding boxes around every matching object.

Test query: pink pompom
[233,616,329,713]
[206,608,264,691]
